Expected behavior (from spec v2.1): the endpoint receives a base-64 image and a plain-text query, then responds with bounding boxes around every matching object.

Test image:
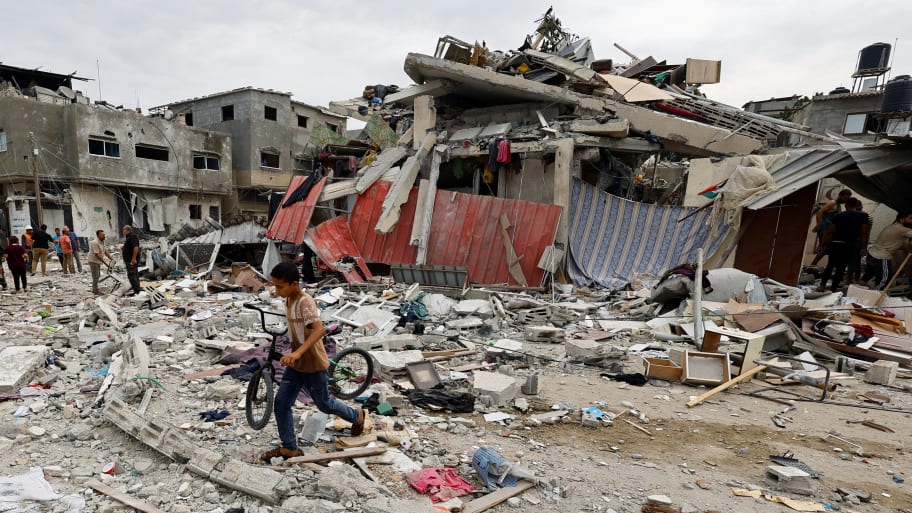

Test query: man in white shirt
[88,230,115,295]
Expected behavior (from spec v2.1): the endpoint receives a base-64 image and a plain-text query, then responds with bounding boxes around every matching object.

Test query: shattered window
[0,131,7,152]
[193,154,221,171]
[222,105,234,121]
[135,144,169,161]
[843,113,868,135]
[265,106,277,121]
[88,137,120,158]
[297,115,309,128]
[260,151,280,169]
[189,204,202,220]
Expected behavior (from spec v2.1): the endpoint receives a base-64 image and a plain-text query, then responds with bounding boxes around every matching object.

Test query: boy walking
[260,262,366,461]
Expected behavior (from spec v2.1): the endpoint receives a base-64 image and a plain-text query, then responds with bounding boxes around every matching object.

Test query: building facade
[0,65,232,241]
[160,88,347,216]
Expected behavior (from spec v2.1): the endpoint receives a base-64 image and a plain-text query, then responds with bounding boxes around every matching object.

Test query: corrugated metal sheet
[747,149,854,210]
[349,181,562,285]
[266,176,327,244]
[306,215,374,284]
[391,264,469,287]
[180,221,266,244]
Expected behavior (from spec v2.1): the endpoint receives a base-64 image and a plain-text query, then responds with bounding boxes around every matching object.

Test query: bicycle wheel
[245,366,274,430]
[328,348,374,400]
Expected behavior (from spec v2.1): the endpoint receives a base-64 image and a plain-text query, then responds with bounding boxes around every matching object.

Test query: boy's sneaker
[259,446,301,462]
[351,408,367,437]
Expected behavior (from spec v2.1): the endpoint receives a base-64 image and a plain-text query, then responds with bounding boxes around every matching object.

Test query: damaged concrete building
[157,88,348,217]
[0,63,231,240]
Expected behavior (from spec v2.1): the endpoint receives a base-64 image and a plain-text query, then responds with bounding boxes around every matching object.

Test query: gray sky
[7,1,911,124]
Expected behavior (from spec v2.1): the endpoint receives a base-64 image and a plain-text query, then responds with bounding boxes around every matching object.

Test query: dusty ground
[1,271,910,513]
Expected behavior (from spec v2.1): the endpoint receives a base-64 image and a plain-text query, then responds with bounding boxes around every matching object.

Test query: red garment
[3,243,28,271]
[496,139,511,164]
[849,323,874,339]
[407,468,476,503]
[59,235,73,254]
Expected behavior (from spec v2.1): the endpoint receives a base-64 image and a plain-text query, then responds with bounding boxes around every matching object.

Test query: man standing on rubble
[260,262,366,462]
[65,225,84,274]
[811,189,852,267]
[859,211,912,290]
[88,230,115,296]
[122,225,141,296]
[30,224,53,277]
[818,198,869,292]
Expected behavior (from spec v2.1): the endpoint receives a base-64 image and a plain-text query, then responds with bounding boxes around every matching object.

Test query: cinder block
[766,465,816,495]
[0,346,51,393]
[864,360,898,386]
[564,338,601,358]
[472,371,517,407]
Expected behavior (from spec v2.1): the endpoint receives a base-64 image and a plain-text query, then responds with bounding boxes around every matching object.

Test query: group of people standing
[2,224,138,297]
[813,189,912,292]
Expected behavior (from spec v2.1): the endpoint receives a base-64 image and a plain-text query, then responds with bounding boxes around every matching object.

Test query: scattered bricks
[203,458,284,504]
[472,370,517,407]
[864,360,898,386]
[525,325,565,342]
[564,338,601,359]
[765,465,816,496]
[353,334,420,351]
[0,345,51,393]
[104,398,195,463]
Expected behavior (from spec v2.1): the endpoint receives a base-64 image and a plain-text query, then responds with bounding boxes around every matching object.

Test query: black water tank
[857,43,891,72]
[829,86,850,95]
[881,75,912,113]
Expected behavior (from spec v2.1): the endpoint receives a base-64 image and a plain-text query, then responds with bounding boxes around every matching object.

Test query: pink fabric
[407,467,476,503]
[496,139,511,164]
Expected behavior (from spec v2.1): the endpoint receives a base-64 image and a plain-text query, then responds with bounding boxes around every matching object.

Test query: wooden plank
[877,253,912,306]
[686,361,775,408]
[413,145,445,264]
[355,146,409,194]
[87,480,168,513]
[499,214,528,287]
[375,132,436,233]
[461,480,536,513]
[285,446,387,465]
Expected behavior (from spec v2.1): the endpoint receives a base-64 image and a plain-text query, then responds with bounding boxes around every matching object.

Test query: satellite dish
[164,110,174,121]
[57,86,76,100]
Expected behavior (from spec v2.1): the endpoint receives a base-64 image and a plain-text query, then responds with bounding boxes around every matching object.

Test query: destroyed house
[0,62,232,241]
[265,10,825,289]
[158,88,348,218]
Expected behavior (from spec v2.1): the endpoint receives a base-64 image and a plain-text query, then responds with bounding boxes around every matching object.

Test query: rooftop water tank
[881,75,912,113]
[856,43,891,73]
[829,86,850,95]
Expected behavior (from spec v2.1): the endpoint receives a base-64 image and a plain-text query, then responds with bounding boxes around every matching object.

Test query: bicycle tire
[328,348,374,400]
[245,367,274,430]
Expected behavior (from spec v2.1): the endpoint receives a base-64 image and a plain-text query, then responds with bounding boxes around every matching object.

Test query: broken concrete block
[454,299,494,318]
[864,360,898,386]
[525,325,565,342]
[765,465,816,495]
[472,371,517,407]
[564,338,601,358]
[521,373,540,395]
[0,345,51,393]
[299,412,329,444]
[353,334,420,351]
[446,317,484,329]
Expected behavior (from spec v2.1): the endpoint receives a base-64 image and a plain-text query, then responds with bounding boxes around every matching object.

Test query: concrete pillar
[413,96,436,151]
[552,139,575,251]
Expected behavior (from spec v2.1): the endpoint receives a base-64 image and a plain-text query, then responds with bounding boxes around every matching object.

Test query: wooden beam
[461,481,536,513]
[318,180,358,202]
[376,132,436,234]
[384,79,456,105]
[551,138,574,252]
[87,480,169,513]
[355,146,409,194]
[686,360,776,408]
[285,446,387,465]
[412,145,446,264]
[499,214,528,287]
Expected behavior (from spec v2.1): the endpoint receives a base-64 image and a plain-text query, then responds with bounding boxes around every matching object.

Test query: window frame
[88,137,121,158]
[260,150,280,169]
[189,204,202,220]
[297,115,309,128]
[843,113,869,135]
[0,131,7,152]
[265,105,278,121]
[184,112,194,127]
[192,153,221,171]
[135,143,170,162]
[221,105,234,122]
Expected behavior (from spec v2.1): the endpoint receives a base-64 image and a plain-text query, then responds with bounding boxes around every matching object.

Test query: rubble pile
[0,258,910,512]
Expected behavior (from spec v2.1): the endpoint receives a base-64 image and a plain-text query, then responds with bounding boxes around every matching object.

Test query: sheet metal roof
[747,149,855,210]
[179,221,267,244]
[349,181,562,286]
[266,176,326,244]
[306,216,374,284]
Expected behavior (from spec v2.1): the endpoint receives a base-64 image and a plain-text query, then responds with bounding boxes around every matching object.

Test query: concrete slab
[454,299,494,318]
[765,465,816,495]
[0,345,51,393]
[565,338,601,358]
[472,370,517,407]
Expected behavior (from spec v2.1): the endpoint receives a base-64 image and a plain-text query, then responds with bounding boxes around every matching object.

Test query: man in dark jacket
[122,225,141,296]
[31,224,54,276]
[818,198,870,292]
